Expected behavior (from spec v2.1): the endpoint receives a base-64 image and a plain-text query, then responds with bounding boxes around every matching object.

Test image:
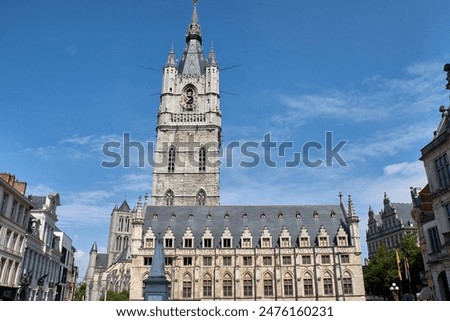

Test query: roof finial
[187,0,202,38]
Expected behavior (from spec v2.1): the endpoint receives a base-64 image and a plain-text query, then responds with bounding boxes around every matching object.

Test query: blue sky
[1,0,449,281]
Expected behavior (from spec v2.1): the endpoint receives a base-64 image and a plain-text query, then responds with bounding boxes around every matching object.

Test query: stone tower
[151,0,221,206]
[106,200,133,266]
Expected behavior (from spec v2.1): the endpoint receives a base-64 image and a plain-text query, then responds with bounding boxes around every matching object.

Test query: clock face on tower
[180,86,197,111]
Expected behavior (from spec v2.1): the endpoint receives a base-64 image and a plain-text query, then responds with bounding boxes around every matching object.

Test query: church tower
[151,0,221,206]
[106,200,133,266]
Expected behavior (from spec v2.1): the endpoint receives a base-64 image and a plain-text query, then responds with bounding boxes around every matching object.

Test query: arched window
[243,273,253,297]
[323,272,333,295]
[202,274,212,297]
[182,274,192,299]
[196,189,206,206]
[164,189,174,206]
[125,217,130,232]
[118,216,123,232]
[303,272,314,296]
[168,145,176,173]
[123,236,129,249]
[223,273,233,297]
[263,273,274,297]
[342,271,353,295]
[199,146,206,172]
[283,273,294,296]
[116,236,122,251]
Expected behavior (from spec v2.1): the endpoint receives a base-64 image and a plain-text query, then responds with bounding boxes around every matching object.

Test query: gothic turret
[131,196,144,257]
[346,195,362,255]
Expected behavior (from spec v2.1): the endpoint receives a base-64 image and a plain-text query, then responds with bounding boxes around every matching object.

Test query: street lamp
[390,283,400,301]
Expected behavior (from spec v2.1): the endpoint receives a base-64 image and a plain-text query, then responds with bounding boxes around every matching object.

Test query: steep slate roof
[115,246,131,263]
[118,200,132,212]
[143,205,350,248]
[95,253,109,269]
[29,196,47,210]
[371,202,414,227]
[391,202,414,226]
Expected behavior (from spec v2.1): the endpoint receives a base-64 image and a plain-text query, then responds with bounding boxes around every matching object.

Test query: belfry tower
[151,0,221,206]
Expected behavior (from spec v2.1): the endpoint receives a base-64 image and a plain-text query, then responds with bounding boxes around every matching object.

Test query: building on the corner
[20,193,77,301]
[366,193,415,258]
[410,65,450,300]
[85,1,366,301]
[0,173,33,301]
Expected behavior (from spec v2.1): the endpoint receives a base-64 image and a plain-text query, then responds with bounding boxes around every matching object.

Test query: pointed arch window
[182,274,192,298]
[283,273,294,296]
[168,145,176,173]
[199,146,206,172]
[164,189,174,206]
[243,273,253,297]
[115,236,122,251]
[202,274,213,297]
[303,272,314,296]
[263,273,274,297]
[118,216,124,232]
[196,189,206,206]
[323,272,333,295]
[223,274,233,297]
[124,217,130,232]
[342,272,353,295]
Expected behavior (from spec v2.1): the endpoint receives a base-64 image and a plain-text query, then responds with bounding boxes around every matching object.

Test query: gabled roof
[118,200,132,213]
[115,246,131,263]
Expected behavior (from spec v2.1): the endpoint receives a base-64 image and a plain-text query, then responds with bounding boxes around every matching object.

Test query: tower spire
[187,0,202,41]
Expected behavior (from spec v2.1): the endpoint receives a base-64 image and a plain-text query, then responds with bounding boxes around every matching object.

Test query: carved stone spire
[165,47,177,67]
[178,0,206,75]
[207,46,218,67]
[187,0,202,41]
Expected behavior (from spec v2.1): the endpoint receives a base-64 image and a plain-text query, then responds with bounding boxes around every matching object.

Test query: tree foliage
[74,283,86,301]
[364,234,424,299]
[103,290,130,301]
[364,244,398,298]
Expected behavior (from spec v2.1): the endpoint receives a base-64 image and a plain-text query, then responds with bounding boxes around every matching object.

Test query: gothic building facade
[85,1,366,301]
[366,193,414,258]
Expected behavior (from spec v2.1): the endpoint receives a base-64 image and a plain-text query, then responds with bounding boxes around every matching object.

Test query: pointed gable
[118,200,131,212]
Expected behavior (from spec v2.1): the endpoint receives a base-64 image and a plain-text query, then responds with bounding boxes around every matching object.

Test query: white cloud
[58,203,110,227]
[26,184,56,196]
[275,60,445,127]
[383,161,424,177]
[347,124,433,159]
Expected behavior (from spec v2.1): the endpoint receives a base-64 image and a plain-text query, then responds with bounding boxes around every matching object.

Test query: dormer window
[184,238,193,248]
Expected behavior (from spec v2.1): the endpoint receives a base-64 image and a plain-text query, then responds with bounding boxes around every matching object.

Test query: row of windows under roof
[152,210,339,221]
[144,234,350,249]
[143,224,350,249]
